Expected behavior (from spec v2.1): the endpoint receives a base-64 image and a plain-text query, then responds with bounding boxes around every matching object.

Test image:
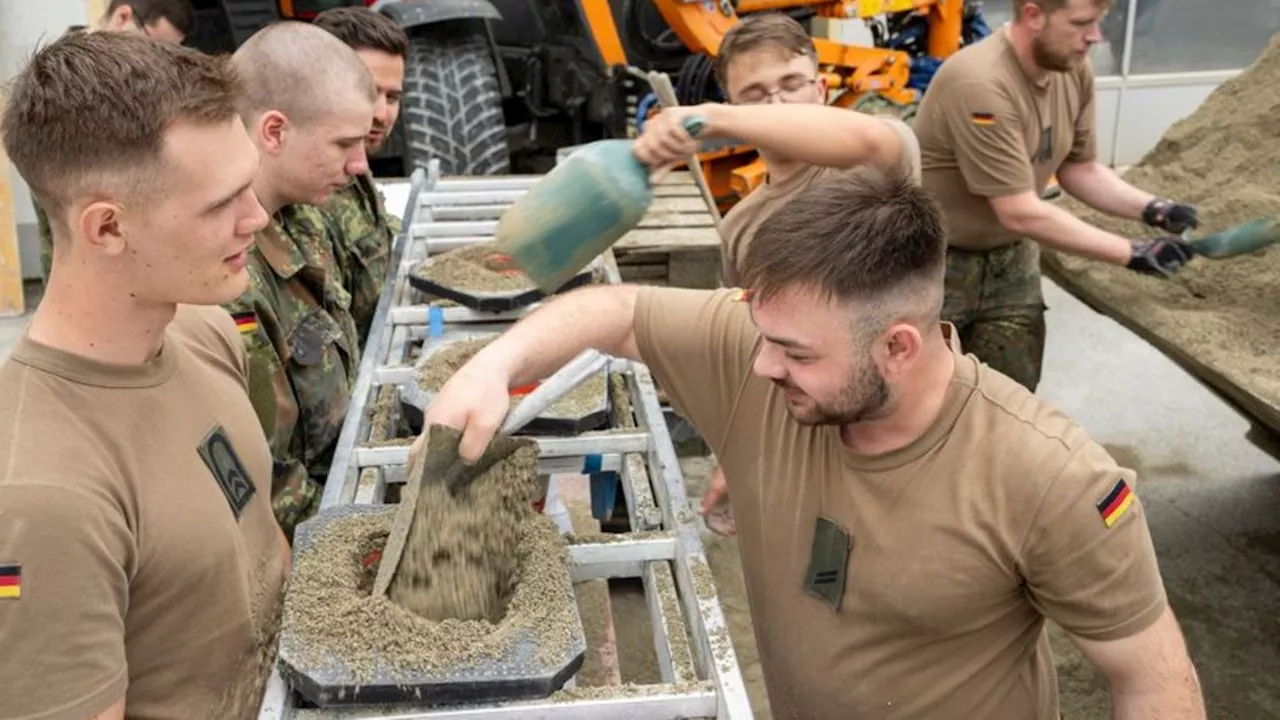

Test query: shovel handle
[500,349,610,434]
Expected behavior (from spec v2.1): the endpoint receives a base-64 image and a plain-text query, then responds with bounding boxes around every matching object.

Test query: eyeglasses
[735,76,818,105]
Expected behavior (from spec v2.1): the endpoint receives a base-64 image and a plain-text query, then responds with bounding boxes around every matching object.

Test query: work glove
[1143,198,1199,234]
[1127,236,1196,277]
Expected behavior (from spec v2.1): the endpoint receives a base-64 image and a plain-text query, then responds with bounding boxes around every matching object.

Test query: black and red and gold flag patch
[231,311,258,335]
[971,112,996,126]
[1096,478,1135,528]
[0,563,21,599]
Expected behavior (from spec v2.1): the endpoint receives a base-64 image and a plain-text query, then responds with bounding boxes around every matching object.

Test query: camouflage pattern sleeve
[323,175,394,346]
[35,201,54,282]
[220,261,318,539]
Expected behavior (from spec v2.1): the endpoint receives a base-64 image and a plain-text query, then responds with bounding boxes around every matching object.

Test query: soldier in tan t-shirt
[632,12,920,531]
[417,165,1204,718]
[0,32,288,719]
[912,0,1200,392]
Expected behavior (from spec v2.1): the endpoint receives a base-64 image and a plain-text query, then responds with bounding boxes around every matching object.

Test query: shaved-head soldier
[314,6,409,345]
[1,31,288,719]
[222,20,377,538]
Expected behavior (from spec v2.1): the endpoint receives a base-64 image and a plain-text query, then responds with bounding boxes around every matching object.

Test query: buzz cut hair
[312,6,408,58]
[231,20,376,127]
[714,12,818,91]
[739,165,948,336]
[2,30,241,232]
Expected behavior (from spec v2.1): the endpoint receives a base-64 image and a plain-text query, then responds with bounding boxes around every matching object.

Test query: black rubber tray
[408,263,593,313]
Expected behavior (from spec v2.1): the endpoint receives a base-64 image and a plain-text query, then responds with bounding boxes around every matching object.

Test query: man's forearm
[703,103,902,170]
[1112,686,1205,720]
[1057,161,1155,220]
[467,284,642,386]
[1001,199,1134,265]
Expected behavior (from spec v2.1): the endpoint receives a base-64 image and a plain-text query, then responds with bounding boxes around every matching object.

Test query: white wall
[1,0,95,280]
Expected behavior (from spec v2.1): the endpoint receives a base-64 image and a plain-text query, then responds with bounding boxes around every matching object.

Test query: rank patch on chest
[1097,478,1135,528]
[232,311,259,335]
[0,563,21,599]
[971,112,996,126]
[198,425,257,520]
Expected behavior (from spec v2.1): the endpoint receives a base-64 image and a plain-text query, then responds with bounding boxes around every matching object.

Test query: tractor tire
[402,25,510,176]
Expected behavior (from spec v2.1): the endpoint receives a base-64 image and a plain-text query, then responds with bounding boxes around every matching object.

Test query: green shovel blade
[1185,217,1280,259]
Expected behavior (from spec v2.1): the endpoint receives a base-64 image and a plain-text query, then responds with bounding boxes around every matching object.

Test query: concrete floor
[1034,280,1280,719]
[2,276,1277,717]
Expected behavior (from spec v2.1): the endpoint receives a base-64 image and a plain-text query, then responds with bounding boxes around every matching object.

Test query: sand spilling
[417,337,608,420]
[412,243,536,294]
[1048,33,1280,421]
[387,438,542,623]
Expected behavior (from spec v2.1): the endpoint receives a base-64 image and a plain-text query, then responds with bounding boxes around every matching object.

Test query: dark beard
[1031,36,1076,72]
[777,362,891,426]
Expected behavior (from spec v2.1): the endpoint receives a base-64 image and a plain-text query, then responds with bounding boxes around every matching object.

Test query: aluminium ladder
[256,159,753,720]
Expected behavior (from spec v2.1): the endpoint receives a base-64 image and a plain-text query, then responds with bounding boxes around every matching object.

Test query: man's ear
[78,201,129,258]
[104,4,134,31]
[1023,1,1048,31]
[257,111,290,155]
[880,322,923,378]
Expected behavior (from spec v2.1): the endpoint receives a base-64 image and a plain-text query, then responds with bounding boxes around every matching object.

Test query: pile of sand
[279,440,580,685]
[1048,32,1280,422]
[412,243,536,294]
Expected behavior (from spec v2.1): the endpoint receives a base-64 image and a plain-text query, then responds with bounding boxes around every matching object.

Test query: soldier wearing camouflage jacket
[324,171,401,346]
[34,201,53,281]
[223,205,361,537]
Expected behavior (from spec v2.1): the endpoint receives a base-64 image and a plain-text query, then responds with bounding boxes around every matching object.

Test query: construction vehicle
[188,1,990,211]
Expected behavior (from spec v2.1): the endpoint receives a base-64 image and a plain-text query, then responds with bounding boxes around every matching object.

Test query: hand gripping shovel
[372,349,611,597]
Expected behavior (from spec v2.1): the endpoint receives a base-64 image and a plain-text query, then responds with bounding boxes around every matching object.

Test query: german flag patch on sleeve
[971,112,996,126]
[1097,478,1135,528]
[0,563,21,599]
[231,311,259,335]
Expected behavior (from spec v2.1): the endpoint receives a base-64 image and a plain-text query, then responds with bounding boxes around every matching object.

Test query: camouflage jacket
[322,172,401,348]
[223,205,361,538]
[35,200,53,282]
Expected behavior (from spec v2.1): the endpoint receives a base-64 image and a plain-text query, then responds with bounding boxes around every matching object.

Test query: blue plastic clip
[428,306,443,338]
[589,470,620,522]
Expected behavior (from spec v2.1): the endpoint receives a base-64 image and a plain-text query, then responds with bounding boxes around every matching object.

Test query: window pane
[976,1,1126,77]
[1129,0,1280,74]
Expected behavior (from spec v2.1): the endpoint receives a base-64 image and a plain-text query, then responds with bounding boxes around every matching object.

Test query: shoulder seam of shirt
[968,382,1076,452]
[1011,441,1094,562]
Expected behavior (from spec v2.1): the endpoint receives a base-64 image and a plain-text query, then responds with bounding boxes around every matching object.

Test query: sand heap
[412,243,536,294]
[279,439,580,686]
[1048,32,1280,418]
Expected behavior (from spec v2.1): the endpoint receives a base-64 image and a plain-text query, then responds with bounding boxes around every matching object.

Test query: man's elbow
[1054,160,1098,195]
[989,194,1046,236]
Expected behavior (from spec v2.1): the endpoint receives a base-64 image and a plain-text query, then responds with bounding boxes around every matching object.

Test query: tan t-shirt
[719,116,922,286]
[0,305,288,720]
[633,287,1168,719]
[914,28,1096,250]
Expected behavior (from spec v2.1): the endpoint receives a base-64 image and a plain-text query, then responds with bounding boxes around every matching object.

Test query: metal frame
[258,160,752,719]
